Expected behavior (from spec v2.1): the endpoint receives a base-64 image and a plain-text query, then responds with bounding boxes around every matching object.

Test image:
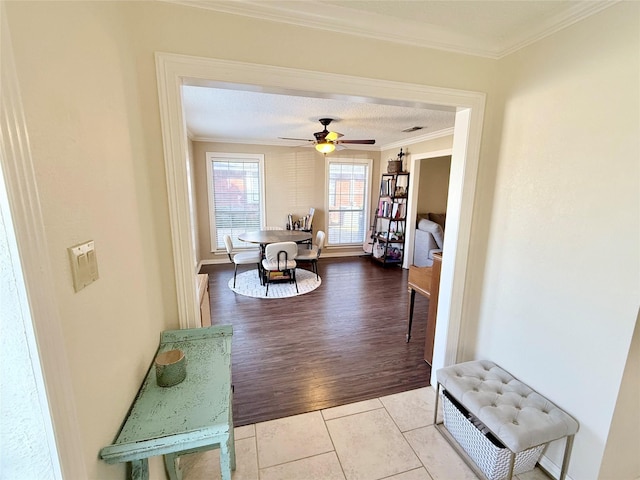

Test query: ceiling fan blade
[336,139,376,145]
[279,137,314,142]
[325,131,343,141]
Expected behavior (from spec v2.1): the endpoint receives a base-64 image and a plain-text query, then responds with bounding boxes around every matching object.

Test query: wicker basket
[441,390,544,480]
[387,160,402,173]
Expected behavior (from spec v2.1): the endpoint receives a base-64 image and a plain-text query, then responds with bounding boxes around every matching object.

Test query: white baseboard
[538,453,574,480]
[197,249,369,272]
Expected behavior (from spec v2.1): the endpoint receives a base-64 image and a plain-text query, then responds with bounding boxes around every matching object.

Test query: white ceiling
[183,85,457,150]
[178,0,615,150]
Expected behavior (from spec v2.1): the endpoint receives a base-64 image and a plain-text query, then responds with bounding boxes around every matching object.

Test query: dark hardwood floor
[200,256,431,426]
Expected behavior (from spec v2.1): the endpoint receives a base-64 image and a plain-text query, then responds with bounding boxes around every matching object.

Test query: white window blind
[206,153,264,250]
[326,159,372,245]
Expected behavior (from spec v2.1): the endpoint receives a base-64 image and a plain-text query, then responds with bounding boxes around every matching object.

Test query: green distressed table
[100,325,235,480]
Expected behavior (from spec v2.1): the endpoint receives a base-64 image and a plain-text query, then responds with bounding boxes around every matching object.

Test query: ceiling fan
[279,118,375,154]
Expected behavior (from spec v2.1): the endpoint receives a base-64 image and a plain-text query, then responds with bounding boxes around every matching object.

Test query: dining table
[238,229,312,248]
[237,230,312,286]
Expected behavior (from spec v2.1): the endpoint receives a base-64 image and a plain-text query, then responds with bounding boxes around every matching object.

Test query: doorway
[155,53,485,383]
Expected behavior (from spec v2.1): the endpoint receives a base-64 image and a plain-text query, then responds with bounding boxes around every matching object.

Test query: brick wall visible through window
[206,153,265,250]
[327,159,371,245]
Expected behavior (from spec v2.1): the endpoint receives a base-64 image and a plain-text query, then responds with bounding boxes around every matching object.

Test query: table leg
[128,459,149,480]
[220,433,236,480]
[164,452,182,480]
[406,289,416,342]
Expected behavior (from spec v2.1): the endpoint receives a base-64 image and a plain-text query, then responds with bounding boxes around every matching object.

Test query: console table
[406,252,442,365]
[406,264,432,342]
[100,325,235,480]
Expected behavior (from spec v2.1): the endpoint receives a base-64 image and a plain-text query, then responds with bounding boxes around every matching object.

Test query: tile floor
[181,387,551,480]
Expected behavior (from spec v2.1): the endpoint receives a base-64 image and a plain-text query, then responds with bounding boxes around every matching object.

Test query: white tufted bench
[434,360,579,480]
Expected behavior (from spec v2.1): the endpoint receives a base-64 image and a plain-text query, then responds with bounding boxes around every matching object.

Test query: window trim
[324,157,373,247]
[205,152,265,252]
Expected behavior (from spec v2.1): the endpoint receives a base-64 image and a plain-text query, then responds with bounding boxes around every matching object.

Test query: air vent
[402,126,424,133]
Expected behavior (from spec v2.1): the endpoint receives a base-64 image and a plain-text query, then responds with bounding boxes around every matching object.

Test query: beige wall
[599,315,640,479]
[191,141,380,262]
[380,135,453,220]
[464,3,639,478]
[5,1,638,479]
[416,156,451,215]
[6,2,176,478]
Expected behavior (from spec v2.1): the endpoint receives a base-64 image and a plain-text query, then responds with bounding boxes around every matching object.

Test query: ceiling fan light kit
[280,118,375,155]
[315,141,336,154]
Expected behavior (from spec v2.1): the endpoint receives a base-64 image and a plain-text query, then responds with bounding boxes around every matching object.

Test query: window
[206,153,265,250]
[326,159,372,246]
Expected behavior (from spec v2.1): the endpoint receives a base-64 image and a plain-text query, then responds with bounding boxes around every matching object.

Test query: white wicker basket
[441,390,544,480]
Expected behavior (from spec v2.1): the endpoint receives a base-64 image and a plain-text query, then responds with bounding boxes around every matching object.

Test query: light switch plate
[68,240,99,292]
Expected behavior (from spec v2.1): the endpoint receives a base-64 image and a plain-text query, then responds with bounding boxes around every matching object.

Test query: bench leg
[433,383,440,426]
[559,434,575,480]
[506,451,516,480]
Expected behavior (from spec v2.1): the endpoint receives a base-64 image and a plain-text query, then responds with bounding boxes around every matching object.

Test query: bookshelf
[371,172,409,266]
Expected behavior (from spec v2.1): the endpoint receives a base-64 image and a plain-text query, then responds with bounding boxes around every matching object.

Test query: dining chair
[223,235,262,288]
[262,241,298,296]
[296,230,325,280]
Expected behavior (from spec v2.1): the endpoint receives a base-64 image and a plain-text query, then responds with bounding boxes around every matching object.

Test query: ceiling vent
[402,126,424,133]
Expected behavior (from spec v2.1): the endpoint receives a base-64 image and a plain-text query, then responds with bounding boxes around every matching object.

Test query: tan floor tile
[327,408,422,480]
[181,436,258,480]
[260,452,346,480]
[386,467,434,480]
[404,426,479,480]
[380,387,436,432]
[256,411,334,469]
[517,467,552,480]
[322,398,383,421]
[235,424,255,440]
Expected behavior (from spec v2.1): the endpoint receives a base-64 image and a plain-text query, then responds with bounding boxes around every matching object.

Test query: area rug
[228,268,321,298]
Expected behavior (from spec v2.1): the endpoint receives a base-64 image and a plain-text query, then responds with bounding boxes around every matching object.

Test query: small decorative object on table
[155,349,186,387]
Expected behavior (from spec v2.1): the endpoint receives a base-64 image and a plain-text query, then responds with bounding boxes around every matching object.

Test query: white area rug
[228,268,321,298]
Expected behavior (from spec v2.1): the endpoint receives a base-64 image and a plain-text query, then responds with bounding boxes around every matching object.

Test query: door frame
[155,53,485,381]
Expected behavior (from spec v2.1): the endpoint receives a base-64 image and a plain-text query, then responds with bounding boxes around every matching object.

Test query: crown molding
[166,0,500,58]
[164,0,616,59]
[380,127,454,151]
[498,0,619,58]
[189,127,454,151]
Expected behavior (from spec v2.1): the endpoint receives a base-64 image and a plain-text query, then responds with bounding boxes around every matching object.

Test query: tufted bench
[434,360,579,480]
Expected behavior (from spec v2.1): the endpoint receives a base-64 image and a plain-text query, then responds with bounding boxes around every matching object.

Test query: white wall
[465,4,639,479]
[0,161,59,480]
